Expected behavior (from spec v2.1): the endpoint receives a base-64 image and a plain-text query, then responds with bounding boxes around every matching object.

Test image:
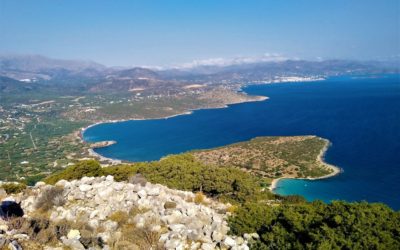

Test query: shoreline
[80,95,268,140]
[79,93,268,164]
[269,139,342,192]
[78,78,326,167]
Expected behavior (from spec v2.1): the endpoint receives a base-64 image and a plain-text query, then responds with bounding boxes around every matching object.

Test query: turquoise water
[84,74,400,209]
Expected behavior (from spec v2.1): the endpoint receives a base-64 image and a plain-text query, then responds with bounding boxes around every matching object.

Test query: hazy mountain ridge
[0,54,398,94]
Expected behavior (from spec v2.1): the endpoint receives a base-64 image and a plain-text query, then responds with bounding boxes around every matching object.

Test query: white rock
[79,184,92,192]
[169,224,186,233]
[223,236,237,248]
[137,190,147,198]
[211,230,224,242]
[165,239,184,249]
[0,224,8,232]
[147,187,160,196]
[150,225,161,232]
[105,175,114,182]
[61,237,85,250]
[67,229,81,240]
[113,182,125,191]
[98,187,114,200]
[201,243,215,250]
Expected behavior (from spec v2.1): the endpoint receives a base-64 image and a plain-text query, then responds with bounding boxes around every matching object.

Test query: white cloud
[172,53,295,69]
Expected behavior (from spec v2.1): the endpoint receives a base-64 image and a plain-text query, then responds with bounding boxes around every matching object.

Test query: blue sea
[84,74,400,209]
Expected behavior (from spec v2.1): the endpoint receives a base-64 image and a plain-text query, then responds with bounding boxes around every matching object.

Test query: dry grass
[35,186,66,212]
[194,192,206,204]
[109,211,129,227]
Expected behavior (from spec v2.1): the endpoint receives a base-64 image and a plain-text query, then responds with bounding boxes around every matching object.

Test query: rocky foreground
[0,176,256,250]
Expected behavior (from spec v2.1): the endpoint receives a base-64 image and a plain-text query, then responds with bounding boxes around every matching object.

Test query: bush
[43,154,274,203]
[194,192,206,204]
[35,186,65,211]
[1,182,27,194]
[229,201,400,249]
[43,160,104,185]
[109,211,129,227]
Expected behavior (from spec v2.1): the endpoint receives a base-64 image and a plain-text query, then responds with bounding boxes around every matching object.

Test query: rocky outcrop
[1,176,250,249]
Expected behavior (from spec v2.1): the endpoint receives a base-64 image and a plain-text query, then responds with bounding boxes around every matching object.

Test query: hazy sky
[1,0,399,67]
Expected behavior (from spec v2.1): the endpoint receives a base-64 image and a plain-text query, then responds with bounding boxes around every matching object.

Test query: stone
[137,190,147,199]
[223,236,237,248]
[12,234,29,240]
[159,233,169,243]
[169,224,186,232]
[165,239,184,249]
[61,237,85,250]
[249,233,259,239]
[79,184,92,192]
[113,182,125,191]
[105,175,114,182]
[164,201,177,209]
[236,236,245,245]
[67,229,81,240]
[201,243,215,250]
[55,180,69,187]
[9,240,22,250]
[211,230,224,242]
[147,187,160,196]
[103,221,118,232]
[88,219,99,229]
[0,224,8,232]
[98,187,114,200]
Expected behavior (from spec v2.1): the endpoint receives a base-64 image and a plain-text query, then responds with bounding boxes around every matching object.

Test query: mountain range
[0,54,398,94]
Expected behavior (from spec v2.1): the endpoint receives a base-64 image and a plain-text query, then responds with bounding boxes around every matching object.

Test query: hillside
[192,136,338,182]
[0,158,398,249]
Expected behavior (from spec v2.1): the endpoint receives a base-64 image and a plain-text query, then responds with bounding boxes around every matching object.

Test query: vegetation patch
[229,201,400,249]
[192,136,334,179]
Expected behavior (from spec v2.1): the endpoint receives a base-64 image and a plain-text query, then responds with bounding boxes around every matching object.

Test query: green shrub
[229,201,400,249]
[1,182,27,194]
[103,164,138,182]
[43,160,104,185]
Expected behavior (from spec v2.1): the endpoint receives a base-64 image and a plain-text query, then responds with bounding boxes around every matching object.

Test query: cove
[83,74,400,209]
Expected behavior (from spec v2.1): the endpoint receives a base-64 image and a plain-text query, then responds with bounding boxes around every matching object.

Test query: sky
[0,0,399,67]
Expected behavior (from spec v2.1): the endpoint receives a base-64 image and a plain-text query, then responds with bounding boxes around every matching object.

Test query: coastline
[78,78,326,167]
[79,93,268,164]
[80,95,268,140]
[269,138,342,192]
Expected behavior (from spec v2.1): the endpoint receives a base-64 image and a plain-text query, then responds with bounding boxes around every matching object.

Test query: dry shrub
[226,205,237,214]
[128,174,147,186]
[35,186,65,211]
[1,182,27,194]
[109,211,129,227]
[110,223,161,250]
[194,192,206,204]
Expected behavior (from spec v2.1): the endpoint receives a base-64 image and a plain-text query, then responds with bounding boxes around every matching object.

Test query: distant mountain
[1,54,398,95]
[0,76,37,93]
[160,59,399,82]
[115,67,159,79]
[0,54,106,80]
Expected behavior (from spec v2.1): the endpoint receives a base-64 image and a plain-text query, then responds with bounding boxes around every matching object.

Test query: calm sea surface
[84,75,400,209]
